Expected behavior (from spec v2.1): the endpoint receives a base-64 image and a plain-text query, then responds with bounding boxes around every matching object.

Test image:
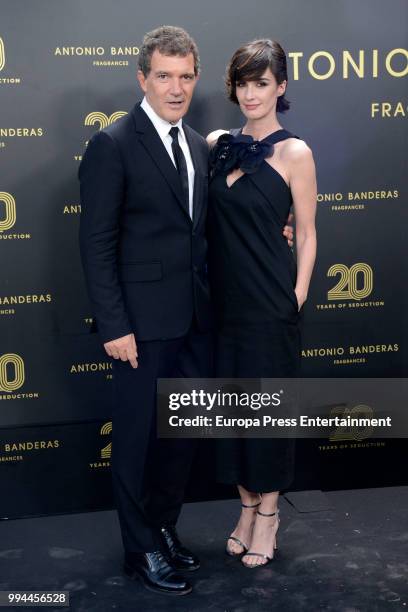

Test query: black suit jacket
[79,102,212,343]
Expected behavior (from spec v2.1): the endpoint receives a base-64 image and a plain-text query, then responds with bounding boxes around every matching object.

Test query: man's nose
[169,78,183,96]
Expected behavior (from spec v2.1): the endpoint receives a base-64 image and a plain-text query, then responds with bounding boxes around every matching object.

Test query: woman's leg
[227,485,261,554]
[242,491,279,566]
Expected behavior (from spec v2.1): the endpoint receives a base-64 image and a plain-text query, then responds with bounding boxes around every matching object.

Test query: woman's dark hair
[226,39,290,113]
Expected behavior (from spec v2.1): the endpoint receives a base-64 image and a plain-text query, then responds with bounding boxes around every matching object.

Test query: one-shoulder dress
[207,128,301,492]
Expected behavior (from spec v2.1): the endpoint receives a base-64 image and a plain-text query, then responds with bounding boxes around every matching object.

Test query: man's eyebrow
[153,70,195,75]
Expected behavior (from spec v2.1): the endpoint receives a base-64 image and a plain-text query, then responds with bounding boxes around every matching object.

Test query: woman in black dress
[207,39,317,567]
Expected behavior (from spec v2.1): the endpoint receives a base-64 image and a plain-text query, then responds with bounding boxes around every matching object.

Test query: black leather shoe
[124,551,192,595]
[159,524,200,572]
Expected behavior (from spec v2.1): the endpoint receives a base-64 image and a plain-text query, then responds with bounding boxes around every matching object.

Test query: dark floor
[0,487,407,611]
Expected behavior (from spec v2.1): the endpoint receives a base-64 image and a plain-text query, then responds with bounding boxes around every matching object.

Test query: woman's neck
[242,116,282,141]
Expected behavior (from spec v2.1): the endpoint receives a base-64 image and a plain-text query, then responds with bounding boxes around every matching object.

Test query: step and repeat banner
[1,0,407,517]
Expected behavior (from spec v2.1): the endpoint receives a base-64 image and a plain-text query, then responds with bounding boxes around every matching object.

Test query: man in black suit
[79,25,293,596]
[79,26,212,596]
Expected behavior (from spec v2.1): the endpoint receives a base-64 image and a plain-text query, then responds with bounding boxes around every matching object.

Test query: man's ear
[137,69,147,92]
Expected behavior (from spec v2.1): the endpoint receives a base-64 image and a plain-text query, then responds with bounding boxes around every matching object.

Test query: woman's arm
[286,141,317,310]
[206,129,228,147]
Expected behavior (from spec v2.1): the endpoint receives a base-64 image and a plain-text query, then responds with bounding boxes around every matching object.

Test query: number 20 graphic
[327,263,373,301]
[0,354,25,392]
[84,112,127,131]
[100,421,112,459]
[0,192,16,232]
[0,38,5,72]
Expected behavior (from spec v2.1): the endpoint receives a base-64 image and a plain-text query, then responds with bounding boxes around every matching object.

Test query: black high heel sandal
[226,500,261,557]
[241,508,279,568]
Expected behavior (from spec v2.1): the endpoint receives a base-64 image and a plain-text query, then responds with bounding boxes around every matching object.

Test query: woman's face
[235,68,286,121]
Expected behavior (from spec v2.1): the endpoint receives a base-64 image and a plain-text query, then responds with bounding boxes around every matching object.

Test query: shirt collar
[140,97,184,141]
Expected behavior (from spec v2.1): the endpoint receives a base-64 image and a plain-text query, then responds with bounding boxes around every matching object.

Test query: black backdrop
[0,0,407,518]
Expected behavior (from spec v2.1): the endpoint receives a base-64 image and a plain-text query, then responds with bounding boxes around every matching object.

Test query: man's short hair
[138,25,200,76]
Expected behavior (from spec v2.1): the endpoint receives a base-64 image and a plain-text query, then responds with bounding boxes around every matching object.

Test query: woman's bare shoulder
[281,137,313,162]
[206,129,229,147]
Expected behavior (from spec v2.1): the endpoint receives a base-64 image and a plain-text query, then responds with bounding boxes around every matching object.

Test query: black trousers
[111,321,213,552]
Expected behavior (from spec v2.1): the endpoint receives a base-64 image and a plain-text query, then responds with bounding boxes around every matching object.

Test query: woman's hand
[283,212,294,248]
[294,289,307,311]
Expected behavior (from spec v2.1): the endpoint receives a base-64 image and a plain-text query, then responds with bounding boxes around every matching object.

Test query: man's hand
[104,333,138,368]
[283,212,295,248]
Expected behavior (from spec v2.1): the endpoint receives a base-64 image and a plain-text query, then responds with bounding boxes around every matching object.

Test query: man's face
[138,50,198,123]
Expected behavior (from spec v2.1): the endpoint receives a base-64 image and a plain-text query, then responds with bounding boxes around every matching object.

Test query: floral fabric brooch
[209,132,274,176]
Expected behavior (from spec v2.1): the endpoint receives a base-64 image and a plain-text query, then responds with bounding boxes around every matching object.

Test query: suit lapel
[131,104,191,221]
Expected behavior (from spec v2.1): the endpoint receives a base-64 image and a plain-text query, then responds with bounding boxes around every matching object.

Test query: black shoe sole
[124,565,193,596]
[172,563,200,572]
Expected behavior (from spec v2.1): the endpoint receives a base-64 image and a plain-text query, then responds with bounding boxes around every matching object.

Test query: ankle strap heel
[242,501,261,509]
[226,500,261,557]
[256,508,279,517]
[241,508,280,568]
